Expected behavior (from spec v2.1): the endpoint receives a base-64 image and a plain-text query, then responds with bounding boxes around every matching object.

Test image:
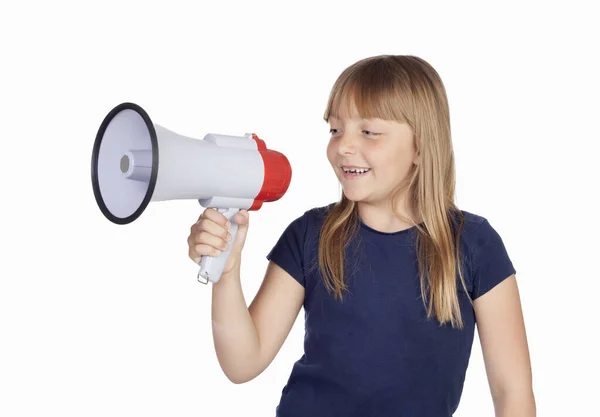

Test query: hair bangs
[323,64,409,124]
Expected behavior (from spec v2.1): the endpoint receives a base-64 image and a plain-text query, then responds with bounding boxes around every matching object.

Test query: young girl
[187,55,536,416]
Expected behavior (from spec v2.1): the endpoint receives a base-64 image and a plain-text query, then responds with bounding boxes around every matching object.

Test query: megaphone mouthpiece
[245,136,292,210]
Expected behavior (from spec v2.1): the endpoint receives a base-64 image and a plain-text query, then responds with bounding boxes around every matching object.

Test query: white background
[1,1,598,416]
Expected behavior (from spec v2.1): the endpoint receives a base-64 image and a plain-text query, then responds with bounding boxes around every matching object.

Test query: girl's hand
[187,208,250,276]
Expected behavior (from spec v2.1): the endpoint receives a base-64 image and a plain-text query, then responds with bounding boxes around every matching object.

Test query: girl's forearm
[211,262,261,384]
[494,389,536,417]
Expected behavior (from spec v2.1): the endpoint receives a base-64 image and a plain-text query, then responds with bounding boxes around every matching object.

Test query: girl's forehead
[333,99,360,119]
[332,94,383,121]
[330,102,364,120]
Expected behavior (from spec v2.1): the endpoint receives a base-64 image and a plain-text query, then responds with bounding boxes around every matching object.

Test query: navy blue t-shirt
[266,203,516,417]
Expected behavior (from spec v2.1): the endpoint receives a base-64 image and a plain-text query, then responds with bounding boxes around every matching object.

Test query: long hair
[318,55,471,329]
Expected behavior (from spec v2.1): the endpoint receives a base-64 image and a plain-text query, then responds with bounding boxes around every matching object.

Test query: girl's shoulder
[454,209,506,243]
[275,203,335,241]
[455,209,487,232]
[455,209,517,298]
[455,209,515,274]
[295,202,337,225]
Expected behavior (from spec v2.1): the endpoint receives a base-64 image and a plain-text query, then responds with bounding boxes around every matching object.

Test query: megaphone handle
[198,208,240,284]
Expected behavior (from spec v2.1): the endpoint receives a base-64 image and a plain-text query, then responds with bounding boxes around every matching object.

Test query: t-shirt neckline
[358,216,424,236]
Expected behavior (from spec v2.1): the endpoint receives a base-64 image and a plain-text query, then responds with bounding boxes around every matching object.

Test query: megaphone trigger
[197,207,240,284]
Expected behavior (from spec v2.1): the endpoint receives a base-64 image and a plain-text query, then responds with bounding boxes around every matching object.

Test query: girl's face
[326,106,419,205]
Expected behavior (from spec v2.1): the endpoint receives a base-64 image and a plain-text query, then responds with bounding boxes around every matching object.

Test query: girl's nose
[337,133,358,155]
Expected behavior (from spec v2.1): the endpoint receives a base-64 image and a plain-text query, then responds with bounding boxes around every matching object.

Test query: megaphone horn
[91,102,292,284]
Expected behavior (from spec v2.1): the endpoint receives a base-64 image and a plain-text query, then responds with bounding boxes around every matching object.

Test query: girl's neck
[357,200,421,233]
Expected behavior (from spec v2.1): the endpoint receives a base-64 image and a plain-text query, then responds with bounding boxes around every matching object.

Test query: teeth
[343,167,370,174]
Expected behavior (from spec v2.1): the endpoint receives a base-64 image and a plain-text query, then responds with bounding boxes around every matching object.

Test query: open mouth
[341,167,371,179]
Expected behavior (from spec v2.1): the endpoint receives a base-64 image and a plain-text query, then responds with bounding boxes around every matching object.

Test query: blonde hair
[318,54,471,329]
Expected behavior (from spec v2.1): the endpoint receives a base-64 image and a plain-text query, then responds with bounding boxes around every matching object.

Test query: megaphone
[91,102,292,284]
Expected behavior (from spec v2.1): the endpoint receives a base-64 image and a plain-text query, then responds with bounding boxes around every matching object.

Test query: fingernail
[227,233,232,241]
[226,221,231,228]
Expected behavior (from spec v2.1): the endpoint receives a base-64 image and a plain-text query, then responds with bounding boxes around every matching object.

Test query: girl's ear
[413,153,420,165]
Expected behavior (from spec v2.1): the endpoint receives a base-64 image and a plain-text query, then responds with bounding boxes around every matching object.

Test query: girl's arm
[474,274,536,416]
[211,260,305,384]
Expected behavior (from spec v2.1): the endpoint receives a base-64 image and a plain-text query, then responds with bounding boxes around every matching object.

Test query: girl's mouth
[342,168,371,179]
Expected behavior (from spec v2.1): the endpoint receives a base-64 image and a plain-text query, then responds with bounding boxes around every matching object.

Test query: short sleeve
[471,219,517,299]
[266,211,309,287]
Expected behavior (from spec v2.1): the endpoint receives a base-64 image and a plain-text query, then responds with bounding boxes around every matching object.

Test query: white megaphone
[91,102,292,284]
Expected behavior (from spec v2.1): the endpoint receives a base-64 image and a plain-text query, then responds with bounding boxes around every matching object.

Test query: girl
[187,55,536,417]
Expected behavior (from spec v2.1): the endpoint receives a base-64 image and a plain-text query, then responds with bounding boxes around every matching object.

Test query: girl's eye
[363,130,380,136]
[329,129,380,136]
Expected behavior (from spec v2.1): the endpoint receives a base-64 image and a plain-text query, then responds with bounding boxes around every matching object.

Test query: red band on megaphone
[250,133,292,211]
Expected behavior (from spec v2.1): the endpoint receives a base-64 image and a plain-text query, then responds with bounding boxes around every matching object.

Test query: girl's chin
[342,189,369,201]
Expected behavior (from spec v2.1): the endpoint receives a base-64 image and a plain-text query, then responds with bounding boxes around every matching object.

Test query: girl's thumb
[231,209,250,250]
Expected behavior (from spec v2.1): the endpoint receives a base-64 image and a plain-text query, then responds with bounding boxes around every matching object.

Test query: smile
[342,168,371,180]
[342,167,370,174]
